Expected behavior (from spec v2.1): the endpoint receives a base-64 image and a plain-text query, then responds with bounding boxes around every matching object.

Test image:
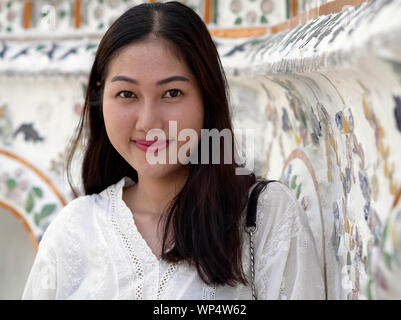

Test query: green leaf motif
[260,16,268,24]
[234,17,242,25]
[33,204,57,227]
[7,178,16,190]
[32,187,43,198]
[34,213,41,227]
[250,39,263,46]
[290,175,297,189]
[86,44,97,51]
[299,108,307,128]
[383,252,393,271]
[81,83,88,96]
[381,221,390,247]
[25,192,34,213]
[296,183,302,199]
[366,279,374,300]
[59,10,66,19]
[40,204,57,218]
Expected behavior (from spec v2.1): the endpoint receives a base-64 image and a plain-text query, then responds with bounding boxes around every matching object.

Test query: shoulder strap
[246,180,277,230]
[245,179,278,300]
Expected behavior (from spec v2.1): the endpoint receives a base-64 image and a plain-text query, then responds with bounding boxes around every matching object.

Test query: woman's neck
[125,166,189,219]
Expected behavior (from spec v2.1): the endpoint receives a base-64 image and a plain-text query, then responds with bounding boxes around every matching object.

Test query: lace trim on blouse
[22,176,325,300]
[107,177,179,300]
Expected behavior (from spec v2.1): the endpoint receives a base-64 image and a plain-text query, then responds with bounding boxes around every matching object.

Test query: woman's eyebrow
[110,75,190,85]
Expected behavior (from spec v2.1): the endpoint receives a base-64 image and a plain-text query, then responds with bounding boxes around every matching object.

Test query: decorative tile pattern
[216,0,286,27]
[225,0,401,299]
[0,0,206,35]
[0,152,66,246]
[0,0,400,300]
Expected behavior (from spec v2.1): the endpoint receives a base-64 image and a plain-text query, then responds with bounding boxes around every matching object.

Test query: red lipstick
[132,139,169,152]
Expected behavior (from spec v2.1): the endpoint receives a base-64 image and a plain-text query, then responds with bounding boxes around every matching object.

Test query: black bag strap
[245,179,278,300]
[246,180,278,230]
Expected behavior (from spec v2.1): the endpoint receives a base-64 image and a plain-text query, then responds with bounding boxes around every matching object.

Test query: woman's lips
[132,139,170,152]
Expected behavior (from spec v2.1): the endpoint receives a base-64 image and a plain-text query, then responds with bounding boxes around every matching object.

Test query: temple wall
[0,0,400,299]
[224,0,401,299]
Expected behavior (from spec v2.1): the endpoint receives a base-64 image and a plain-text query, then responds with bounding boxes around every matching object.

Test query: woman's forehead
[113,38,184,64]
[106,39,192,81]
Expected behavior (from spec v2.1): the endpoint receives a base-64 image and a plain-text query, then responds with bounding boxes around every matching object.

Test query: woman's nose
[135,99,162,133]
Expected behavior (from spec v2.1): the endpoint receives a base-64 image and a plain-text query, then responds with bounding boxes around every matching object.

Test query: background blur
[1,0,401,300]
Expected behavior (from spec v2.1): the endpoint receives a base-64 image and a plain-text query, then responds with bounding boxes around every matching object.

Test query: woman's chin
[134,162,184,180]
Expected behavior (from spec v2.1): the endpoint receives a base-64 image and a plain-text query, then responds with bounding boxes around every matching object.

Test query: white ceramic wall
[1,0,400,299]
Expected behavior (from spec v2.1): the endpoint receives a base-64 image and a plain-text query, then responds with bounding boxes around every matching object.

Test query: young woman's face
[102,38,204,180]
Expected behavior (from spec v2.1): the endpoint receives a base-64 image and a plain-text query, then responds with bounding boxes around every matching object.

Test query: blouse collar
[114,176,136,200]
[102,176,136,215]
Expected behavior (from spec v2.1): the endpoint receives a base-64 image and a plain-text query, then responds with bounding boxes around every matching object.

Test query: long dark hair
[67,1,264,287]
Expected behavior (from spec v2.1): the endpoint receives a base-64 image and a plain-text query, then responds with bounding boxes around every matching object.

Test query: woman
[22,1,325,300]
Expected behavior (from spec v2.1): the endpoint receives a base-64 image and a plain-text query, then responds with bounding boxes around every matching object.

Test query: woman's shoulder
[42,177,125,236]
[48,180,119,228]
[57,194,97,220]
[254,180,308,234]
[39,193,105,247]
[256,180,299,212]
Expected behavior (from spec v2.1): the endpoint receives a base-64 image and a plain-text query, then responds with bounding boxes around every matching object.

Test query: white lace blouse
[22,177,325,300]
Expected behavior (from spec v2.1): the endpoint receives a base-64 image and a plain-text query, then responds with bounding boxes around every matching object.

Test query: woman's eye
[117,91,135,99]
[116,90,182,99]
[164,89,183,98]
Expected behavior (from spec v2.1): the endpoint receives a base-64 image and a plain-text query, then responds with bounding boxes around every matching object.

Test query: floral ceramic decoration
[217,0,285,27]
[1,0,401,300]
[0,153,65,246]
[368,189,401,299]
